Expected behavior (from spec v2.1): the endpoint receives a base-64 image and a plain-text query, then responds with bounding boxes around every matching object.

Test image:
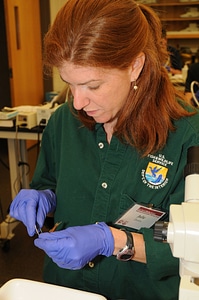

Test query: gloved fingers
[35,190,56,229]
[34,233,68,260]
[36,208,47,231]
[9,197,37,237]
[34,237,62,265]
[23,198,40,236]
[9,190,27,219]
[9,189,57,237]
[34,234,86,270]
[34,224,114,270]
[9,199,25,222]
[35,231,53,239]
[55,258,84,270]
[9,189,38,236]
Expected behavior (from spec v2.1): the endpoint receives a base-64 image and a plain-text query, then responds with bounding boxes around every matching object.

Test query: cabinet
[4,0,44,107]
[2,0,51,148]
[0,0,11,109]
[140,1,199,57]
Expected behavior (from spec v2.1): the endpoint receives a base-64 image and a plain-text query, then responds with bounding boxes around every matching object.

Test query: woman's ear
[130,52,145,82]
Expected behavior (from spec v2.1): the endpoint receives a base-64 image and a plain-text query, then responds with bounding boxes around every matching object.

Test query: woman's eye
[88,85,100,90]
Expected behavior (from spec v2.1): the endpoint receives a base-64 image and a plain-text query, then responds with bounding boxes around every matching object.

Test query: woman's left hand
[34,222,114,270]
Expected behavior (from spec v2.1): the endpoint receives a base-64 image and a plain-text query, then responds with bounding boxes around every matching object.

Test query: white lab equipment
[190,81,199,107]
[154,146,199,300]
[0,278,107,300]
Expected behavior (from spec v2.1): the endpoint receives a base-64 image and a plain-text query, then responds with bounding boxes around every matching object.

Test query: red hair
[44,0,194,156]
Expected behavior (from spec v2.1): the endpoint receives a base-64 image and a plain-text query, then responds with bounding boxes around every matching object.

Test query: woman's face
[59,62,135,124]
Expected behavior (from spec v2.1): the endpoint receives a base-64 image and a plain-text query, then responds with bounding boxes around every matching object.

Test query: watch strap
[116,229,135,261]
[123,229,133,248]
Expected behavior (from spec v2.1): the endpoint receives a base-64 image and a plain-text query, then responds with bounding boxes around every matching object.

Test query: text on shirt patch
[141,154,173,189]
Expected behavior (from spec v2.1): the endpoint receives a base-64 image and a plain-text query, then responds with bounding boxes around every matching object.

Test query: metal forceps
[35,224,42,236]
[35,221,62,236]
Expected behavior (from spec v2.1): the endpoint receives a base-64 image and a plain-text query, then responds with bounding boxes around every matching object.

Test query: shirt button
[98,142,104,149]
[101,182,108,189]
[88,261,95,268]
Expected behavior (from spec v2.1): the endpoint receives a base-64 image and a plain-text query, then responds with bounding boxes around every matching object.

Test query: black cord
[36,121,44,159]
[18,161,30,175]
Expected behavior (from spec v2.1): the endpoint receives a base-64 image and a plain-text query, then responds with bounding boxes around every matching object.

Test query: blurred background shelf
[137,0,199,62]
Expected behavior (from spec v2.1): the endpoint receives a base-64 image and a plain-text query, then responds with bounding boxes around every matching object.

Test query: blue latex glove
[9,189,56,236]
[34,222,114,270]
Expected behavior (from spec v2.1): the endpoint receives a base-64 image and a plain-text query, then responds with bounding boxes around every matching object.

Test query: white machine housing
[154,146,199,300]
[36,102,58,126]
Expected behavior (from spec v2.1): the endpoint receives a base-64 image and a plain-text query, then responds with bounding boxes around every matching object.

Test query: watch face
[117,246,134,261]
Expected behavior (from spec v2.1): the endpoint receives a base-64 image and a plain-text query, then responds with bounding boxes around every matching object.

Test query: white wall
[49,0,67,92]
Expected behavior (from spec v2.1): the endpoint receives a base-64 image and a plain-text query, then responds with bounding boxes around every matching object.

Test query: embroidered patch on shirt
[146,162,168,184]
[141,154,171,189]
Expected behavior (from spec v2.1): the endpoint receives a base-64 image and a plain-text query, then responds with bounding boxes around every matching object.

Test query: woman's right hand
[9,189,56,236]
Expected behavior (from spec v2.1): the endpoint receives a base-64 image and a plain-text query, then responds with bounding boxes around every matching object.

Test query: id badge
[115,204,165,230]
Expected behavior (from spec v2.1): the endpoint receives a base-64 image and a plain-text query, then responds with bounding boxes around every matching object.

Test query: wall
[49,0,66,92]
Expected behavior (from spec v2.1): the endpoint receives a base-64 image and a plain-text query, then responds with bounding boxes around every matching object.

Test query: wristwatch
[116,229,135,261]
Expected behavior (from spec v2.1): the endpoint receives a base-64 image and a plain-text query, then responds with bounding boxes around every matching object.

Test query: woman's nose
[72,87,89,110]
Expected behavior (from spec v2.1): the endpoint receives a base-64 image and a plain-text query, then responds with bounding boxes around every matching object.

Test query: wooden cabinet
[0,0,11,109]
[4,0,44,107]
[3,0,49,148]
[140,1,199,58]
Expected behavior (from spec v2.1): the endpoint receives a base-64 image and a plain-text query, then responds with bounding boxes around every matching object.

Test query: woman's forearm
[110,226,146,263]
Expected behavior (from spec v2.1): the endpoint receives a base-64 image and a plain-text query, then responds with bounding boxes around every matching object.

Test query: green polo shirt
[30,102,199,300]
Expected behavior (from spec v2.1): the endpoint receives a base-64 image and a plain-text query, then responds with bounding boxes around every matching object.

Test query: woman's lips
[85,110,98,117]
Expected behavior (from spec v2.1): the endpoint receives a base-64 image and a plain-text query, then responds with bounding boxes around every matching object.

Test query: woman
[10,0,199,299]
